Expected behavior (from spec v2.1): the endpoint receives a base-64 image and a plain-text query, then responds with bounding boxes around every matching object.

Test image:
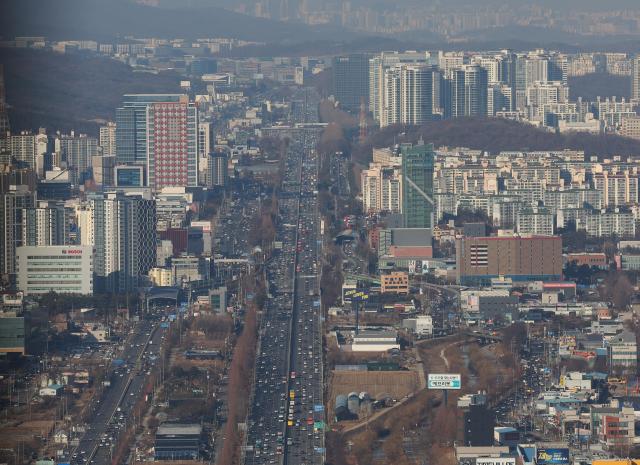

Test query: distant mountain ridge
[0,0,358,43]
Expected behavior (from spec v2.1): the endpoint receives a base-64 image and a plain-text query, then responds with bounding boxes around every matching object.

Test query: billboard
[536,448,569,465]
[427,373,461,390]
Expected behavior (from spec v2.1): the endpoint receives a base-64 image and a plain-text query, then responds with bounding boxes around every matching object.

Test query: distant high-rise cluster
[331,49,640,135]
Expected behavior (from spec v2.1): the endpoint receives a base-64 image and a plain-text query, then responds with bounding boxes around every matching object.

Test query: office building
[401,144,435,229]
[115,94,185,183]
[450,65,488,118]
[146,98,199,191]
[208,151,228,187]
[332,54,369,113]
[16,245,93,295]
[455,235,563,286]
[93,192,157,293]
[0,186,35,279]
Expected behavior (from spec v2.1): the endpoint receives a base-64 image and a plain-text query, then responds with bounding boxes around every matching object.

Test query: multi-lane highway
[71,319,164,465]
[244,92,325,465]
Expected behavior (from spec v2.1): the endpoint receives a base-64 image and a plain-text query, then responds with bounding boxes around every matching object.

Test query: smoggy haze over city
[3,2,640,465]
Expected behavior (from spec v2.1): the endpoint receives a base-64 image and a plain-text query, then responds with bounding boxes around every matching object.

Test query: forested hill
[3,48,183,135]
[361,118,640,161]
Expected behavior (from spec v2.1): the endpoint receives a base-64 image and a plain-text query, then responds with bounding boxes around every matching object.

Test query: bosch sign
[62,249,83,255]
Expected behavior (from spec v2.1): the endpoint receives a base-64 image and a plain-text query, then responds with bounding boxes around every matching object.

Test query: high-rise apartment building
[526,81,569,121]
[115,94,185,183]
[451,65,488,118]
[516,207,554,236]
[331,54,370,113]
[92,192,157,292]
[99,122,117,156]
[620,116,640,141]
[146,99,198,191]
[488,84,514,115]
[22,201,69,246]
[399,65,437,126]
[593,172,639,207]
[0,185,35,280]
[401,144,435,229]
[208,151,228,187]
[631,55,640,100]
[369,51,432,121]
[361,164,403,214]
[58,133,98,185]
[10,132,37,168]
[379,64,439,127]
[198,122,211,185]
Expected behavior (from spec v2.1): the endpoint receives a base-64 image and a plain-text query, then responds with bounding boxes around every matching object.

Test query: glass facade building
[401,144,435,229]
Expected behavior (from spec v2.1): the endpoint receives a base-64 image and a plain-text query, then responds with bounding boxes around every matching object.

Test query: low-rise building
[455,235,563,286]
[149,267,174,286]
[351,330,400,352]
[565,252,607,269]
[39,384,63,396]
[608,330,637,368]
[380,272,409,294]
[401,315,433,337]
[154,423,202,460]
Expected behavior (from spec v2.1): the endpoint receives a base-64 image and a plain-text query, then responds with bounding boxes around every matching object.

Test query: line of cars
[71,320,165,465]
[244,123,325,465]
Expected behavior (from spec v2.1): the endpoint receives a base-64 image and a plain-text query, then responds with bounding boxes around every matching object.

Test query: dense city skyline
[3,3,640,465]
